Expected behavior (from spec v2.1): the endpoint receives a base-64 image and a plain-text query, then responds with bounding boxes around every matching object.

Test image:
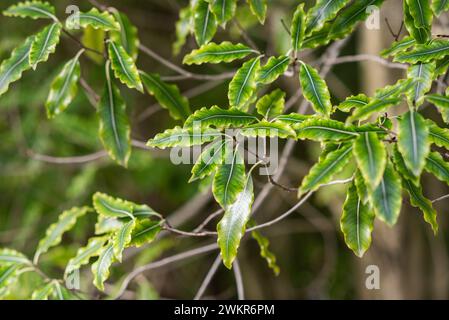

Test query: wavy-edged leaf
[354,169,370,204]
[392,145,419,185]
[0,248,30,267]
[426,94,449,123]
[370,163,402,226]
[29,22,61,69]
[113,220,136,262]
[91,242,115,291]
[298,144,353,196]
[0,265,20,295]
[98,64,131,167]
[34,207,90,264]
[108,40,143,92]
[140,72,191,121]
[425,151,449,186]
[4,1,57,21]
[173,5,192,55]
[250,227,280,276]
[208,0,237,27]
[303,23,332,49]
[406,62,435,106]
[66,8,120,31]
[110,10,139,61]
[398,111,430,176]
[257,56,290,85]
[404,0,430,43]
[305,0,350,35]
[147,126,222,149]
[193,0,217,46]
[427,119,449,149]
[395,40,449,64]
[213,146,246,209]
[228,57,260,109]
[337,94,369,112]
[241,121,296,139]
[406,0,432,30]
[348,98,402,123]
[353,132,387,189]
[0,36,33,97]
[381,36,416,58]
[190,139,227,182]
[31,282,54,300]
[432,0,449,15]
[130,219,162,248]
[184,106,258,128]
[45,50,82,118]
[291,4,306,52]
[247,0,267,24]
[256,89,285,119]
[299,62,332,116]
[183,41,257,65]
[65,236,108,277]
[374,79,414,100]
[217,176,253,268]
[340,182,375,257]
[82,26,105,65]
[274,113,310,126]
[297,118,359,141]
[95,216,123,235]
[93,192,134,219]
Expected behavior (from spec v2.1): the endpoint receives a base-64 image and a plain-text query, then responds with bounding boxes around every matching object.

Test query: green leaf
[0,248,30,267]
[82,26,105,65]
[257,56,290,85]
[65,236,109,277]
[129,219,162,248]
[113,220,136,262]
[337,94,370,112]
[173,5,192,56]
[108,40,143,92]
[4,1,57,21]
[395,40,449,63]
[425,151,449,186]
[66,8,120,31]
[250,227,280,276]
[184,106,258,128]
[404,0,430,43]
[427,119,449,149]
[402,178,438,233]
[208,0,237,27]
[241,121,296,139]
[0,36,33,97]
[305,0,350,35]
[405,0,433,30]
[381,36,416,58]
[297,118,359,142]
[193,0,217,46]
[353,132,387,189]
[29,22,61,69]
[110,10,139,61]
[347,98,402,123]
[392,145,419,185]
[303,23,332,49]
[31,282,54,300]
[369,163,402,226]
[432,0,449,15]
[398,111,430,176]
[91,242,115,291]
[34,207,90,264]
[299,62,332,116]
[426,94,449,123]
[0,265,20,294]
[329,0,385,40]
[354,169,370,204]
[340,182,375,257]
[228,57,261,109]
[140,72,191,121]
[299,144,353,196]
[95,216,123,235]
[98,64,131,167]
[93,192,134,219]
[291,4,306,52]
[45,50,82,118]
[247,0,267,24]
[213,146,247,209]
[273,113,310,126]
[406,62,435,106]
[217,176,254,268]
[256,89,285,119]
[374,79,414,100]
[190,139,227,182]
[147,126,222,149]
[183,41,257,65]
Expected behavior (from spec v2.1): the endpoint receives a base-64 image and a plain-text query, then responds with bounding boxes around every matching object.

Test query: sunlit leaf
[29,22,61,69]
[247,0,267,24]
[299,62,332,116]
[65,236,109,277]
[184,106,258,128]
[305,0,350,35]
[190,139,227,182]
[291,4,306,52]
[193,0,217,46]
[228,57,260,109]
[183,41,257,65]
[113,220,136,262]
[406,62,435,106]
[297,118,359,141]
[110,10,139,60]
[256,89,285,119]
[91,242,115,291]
[4,1,57,21]
[395,40,449,63]
[257,56,290,85]
[147,126,222,149]
[108,40,143,92]
[208,0,237,27]
[66,8,120,31]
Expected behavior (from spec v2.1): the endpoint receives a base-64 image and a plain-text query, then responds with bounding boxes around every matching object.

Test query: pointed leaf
[113,220,136,262]
[426,94,449,123]
[29,22,61,69]
[404,0,430,43]
[337,94,369,112]
[194,0,217,46]
[91,242,115,291]
[374,79,414,100]
[425,151,449,186]
[147,126,222,149]
[257,56,290,85]
[305,0,350,35]
[395,40,449,63]
[183,41,257,65]
[392,145,419,185]
[184,106,258,128]
[4,1,57,21]
[208,0,237,27]
[297,118,359,141]
[190,139,227,182]
[427,119,449,149]
[348,98,402,123]
[299,62,332,116]
[247,0,267,24]
[381,36,416,58]
[65,236,109,277]
[66,8,120,31]
[31,282,54,300]
[130,219,162,248]
[432,0,449,15]
[405,0,433,30]
[0,249,31,267]
[173,6,192,55]
[250,226,280,275]
[228,57,260,109]
[354,169,370,204]
[108,40,143,92]
[93,192,134,219]
[406,62,435,106]
[291,4,306,51]
[256,89,285,119]
[241,121,296,139]
[273,113,310,126]
[110,10,139,60]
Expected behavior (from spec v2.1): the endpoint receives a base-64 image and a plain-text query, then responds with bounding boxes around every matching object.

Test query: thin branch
[163,222,217,237]
[432,194,449,203]
[193,209,224,233]
[233,259,245,300]
[194,254,222,300]
[61,28,106,58]
[27,149,107,164]
[331,54,407,69]
[233,20,260,52]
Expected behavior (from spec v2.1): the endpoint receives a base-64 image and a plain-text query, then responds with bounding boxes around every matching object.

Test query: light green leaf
[140,72,191,121]
[425,151,449,186]
[31,282,54,300]
[241,121,296,139]
[228,57,261,109]
[147,126,222,149]
[45,50,82,118]
[65,236,109,277]
[194,0,217,46]
[337,94,370,112]
[340,182,375,257]
[217,176,254,268]
[432,0,449,15]
[373,79,414,100]
[250,226,280,276]
[305,0,350,35]
[354,169,370,204]
[347,98,402,123]
[81,26,105,64]
[297,118,359,141]
[426,94,449,123]
[0,265,20,294]
[130,219,162,248]
[0,248,31,267]
[108,40,143,92]
[113,220,136,262]
[291,4,306,52]
[91,242,115,291]
[256,89,285,119]
[34,207,90,264]
[0,36,33,97]
[298,144,353,196]
[257,56,290,85]
[208,0,237,27]
[183,41,257,65]
[427,119,449,149]
[95,216,123,235]
[66,8,120,31]
[29,22,61,69]
[190,139,227,182]
[398,111,430,176]
[93,192,134,219]
[173,5,192,56]
[98,64,131,167]
[353,132,387,189]
[110,10,139,61]
[406,62,435,106]
[395,40,449,63]
[299,62,332,116]
[184,106,258,128]
[247,0,267,24]
[369,163,402,226]
[392,145,419,185]
[213,146,247,209]
[381,36,416,58]
[404,0,430,43]
[273,113,310,126]
[303,23,332,49]
[4,1,57,21]
[406,0,433,30]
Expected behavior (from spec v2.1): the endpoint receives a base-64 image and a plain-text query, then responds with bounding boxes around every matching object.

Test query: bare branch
[194,254,222,300]
[233,259,245,300]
